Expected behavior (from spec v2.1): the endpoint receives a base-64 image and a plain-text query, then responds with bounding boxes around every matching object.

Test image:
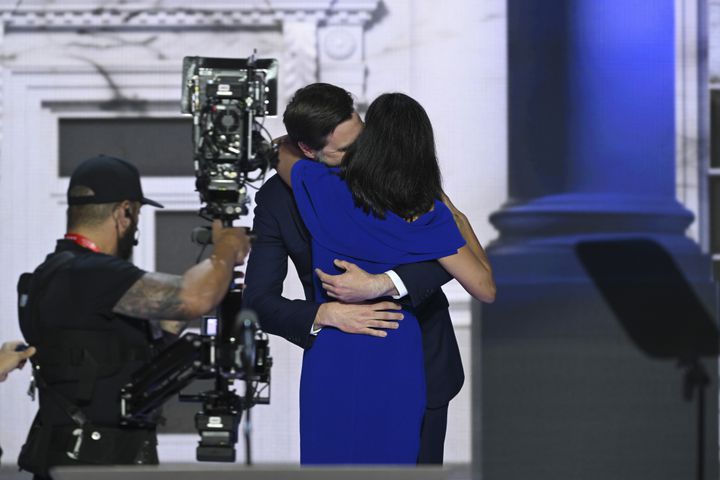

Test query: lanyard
[64,233,100,253]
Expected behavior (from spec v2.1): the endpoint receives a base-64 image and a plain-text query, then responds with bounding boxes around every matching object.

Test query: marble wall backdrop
[0,0,507,465]
[676,0,703,244]
[710,0,720,81]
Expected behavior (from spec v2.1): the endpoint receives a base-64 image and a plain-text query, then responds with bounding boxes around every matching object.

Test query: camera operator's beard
[117,220,137,261]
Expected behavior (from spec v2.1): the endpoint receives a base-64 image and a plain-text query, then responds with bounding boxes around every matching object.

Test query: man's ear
[114,200,133,225]
[297,142,316,159]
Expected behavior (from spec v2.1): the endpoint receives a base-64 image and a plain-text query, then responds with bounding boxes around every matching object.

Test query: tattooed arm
[113,220,250,334]
[158,320,186,336]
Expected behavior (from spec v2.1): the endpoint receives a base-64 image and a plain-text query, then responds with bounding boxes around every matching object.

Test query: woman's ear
[297,142,316,159]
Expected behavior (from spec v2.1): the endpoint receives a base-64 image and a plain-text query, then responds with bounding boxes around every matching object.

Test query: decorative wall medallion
[323,28,357,61]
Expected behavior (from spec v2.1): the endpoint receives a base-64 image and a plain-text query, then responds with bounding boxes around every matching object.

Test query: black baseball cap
[67,155,164,208]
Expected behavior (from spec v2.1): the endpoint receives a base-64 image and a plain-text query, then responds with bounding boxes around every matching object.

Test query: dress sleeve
[291,159,465,265]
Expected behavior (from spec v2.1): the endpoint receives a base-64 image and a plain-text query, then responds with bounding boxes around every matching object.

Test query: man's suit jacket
[243,174,464,407]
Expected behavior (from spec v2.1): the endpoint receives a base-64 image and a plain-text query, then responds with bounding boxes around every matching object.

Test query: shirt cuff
[385,270,408,300]
[310,324,322,335]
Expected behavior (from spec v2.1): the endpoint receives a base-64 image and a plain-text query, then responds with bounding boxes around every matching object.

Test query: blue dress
[291,160,465,464]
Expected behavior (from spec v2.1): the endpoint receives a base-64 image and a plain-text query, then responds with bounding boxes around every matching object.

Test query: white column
[281,20,319,102]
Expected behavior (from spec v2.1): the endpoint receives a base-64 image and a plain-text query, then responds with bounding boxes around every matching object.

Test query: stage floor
[0,464,476,480]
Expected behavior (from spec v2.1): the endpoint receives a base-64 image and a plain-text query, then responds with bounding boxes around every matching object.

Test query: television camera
[181,53,279,221]
[120,53,278,464]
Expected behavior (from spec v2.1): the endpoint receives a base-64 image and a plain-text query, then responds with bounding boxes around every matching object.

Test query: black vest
[18,250,154,417]
[17,250,159,475]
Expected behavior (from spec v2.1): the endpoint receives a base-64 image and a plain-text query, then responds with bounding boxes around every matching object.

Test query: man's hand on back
[314,301,403,338]
[316,259,398,303]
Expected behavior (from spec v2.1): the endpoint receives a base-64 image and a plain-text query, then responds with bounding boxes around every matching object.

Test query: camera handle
[189,216,254,464]
[215,235,256,465]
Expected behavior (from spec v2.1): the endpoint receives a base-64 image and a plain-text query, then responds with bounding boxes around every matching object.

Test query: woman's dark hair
[284,83,354,150]
[341,93,442,220]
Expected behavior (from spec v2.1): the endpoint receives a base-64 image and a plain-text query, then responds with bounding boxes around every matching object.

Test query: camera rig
[120,54,278,464]
[119,311,271,463]
[180,53,279,221]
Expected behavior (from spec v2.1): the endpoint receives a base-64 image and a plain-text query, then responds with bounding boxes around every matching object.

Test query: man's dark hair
[341,93,442,221]
[66,185,120,230]
[283,83,354,151]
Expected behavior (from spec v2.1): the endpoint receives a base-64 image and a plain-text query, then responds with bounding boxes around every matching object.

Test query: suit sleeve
[394,260,453,309]
[242,188,320,350]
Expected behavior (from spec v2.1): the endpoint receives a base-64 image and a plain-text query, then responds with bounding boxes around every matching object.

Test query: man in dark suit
[243,83,464,464]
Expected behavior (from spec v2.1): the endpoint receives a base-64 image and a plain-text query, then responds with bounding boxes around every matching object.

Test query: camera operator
[18,155,250,479]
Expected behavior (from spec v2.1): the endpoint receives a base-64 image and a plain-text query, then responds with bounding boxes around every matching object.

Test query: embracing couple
[242,83,495,465]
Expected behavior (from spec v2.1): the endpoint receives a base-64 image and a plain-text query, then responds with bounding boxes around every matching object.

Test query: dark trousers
[417,403,449,464]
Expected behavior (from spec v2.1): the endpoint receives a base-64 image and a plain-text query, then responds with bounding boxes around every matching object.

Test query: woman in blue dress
[276,92,495,464]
